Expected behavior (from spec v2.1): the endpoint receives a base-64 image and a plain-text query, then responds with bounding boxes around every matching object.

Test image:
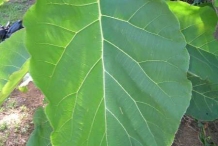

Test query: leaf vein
[106,71,157,145]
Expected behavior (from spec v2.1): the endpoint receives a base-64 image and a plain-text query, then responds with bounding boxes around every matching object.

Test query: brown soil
[0,82,43,146]
[173,116,203,146]
[173,117,218,146]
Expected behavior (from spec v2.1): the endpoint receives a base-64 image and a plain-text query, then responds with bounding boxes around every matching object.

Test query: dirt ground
[0,82,43,146]
[0,82,218,146]
[173,116,218,146]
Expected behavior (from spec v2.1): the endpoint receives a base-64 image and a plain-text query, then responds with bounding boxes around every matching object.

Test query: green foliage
[0,29,29,105]
[18,86,28,93]
[214,0,218,7]
[27,107,52,146]
[0,0,4,6]
[168,1,218,121]
[198,121,216,146]
[0,0,218,145]
[0,122,7,132]
[23,0,192,145]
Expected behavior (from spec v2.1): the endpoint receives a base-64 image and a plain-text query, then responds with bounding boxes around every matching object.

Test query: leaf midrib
[97,1,108,146]
[97,1,160,146]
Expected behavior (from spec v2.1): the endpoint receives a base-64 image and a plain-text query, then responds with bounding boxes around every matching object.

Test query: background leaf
[214,0,218,7]
[0,0,4,5]
[27,107,52,146]
[168,1,218,121]
[0,29,29,105]
[24,0,191,145]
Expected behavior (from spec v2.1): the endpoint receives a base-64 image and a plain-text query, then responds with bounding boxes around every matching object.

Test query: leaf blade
[27,107,53,146]
[168,1,218,120]
[0,29,29,105]
[24,0,191,145]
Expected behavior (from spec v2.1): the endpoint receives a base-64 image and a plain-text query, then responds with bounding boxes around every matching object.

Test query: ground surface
[173,116,218,146]
[0,0,34,24]
[0,83,43,146]
[0,0,218,146]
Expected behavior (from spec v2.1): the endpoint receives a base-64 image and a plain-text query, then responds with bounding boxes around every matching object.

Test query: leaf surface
[24,0,191,145]
[0,0,4,5]
[27,107,52,146]
[0,29,29,105]
[214,0,218,7]
[168,1,218,120]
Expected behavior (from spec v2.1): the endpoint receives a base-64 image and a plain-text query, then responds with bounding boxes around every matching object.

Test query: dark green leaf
[168,1,218,120]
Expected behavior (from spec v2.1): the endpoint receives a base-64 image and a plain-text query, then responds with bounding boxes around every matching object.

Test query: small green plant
[21,124,30,134]
[0,107,4,112]
[18,86,28,93]
[0,122,7,132]
[6,98,16,109]
[198,122,216,146]
[0,131,9,146]
[14,123,20,133]
[19,105,27,112]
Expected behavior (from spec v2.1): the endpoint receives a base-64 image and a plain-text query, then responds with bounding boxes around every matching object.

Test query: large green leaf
[0,29,29,105]
[24,0,191,145]
[168,2,218,120]
[27,107,52,146]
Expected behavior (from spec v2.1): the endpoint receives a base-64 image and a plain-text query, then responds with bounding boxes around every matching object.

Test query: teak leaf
[24,0,191,145]
[168,1,218,121]
[0,29,29,105]
[27,107,52,146]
